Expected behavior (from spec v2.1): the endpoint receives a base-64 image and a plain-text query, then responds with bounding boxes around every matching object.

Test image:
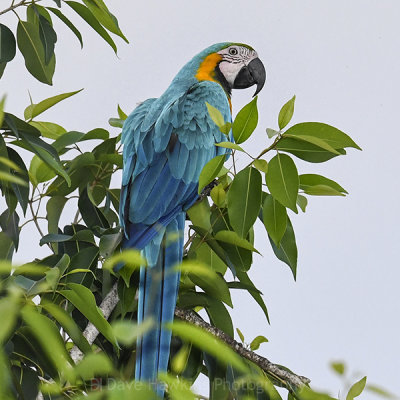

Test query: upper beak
[233,57,266,97]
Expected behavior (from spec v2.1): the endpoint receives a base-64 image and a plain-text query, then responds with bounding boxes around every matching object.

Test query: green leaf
[253,159,268,173]
[266,128,279,138]
[205,296,233,336]
[180,260,232,307]
[275,135,344,163]
[250,335,268,351]
[330,361,345,375]
[0,62,6,79]
[60,283,118,347]
[0,209,19,249]
[285,122,361,150]
[263,194,287,246]
[171,343,190,375]
[78,187,109,229]
[21,306,74,378]
[39,233,72,246]
[41,301,92,354]
[198,154,225,194]
[284,134,341,155]
[29,155,56,185]
[215,141,245,152]
[219,122,232,135]
[232,96,258,144]
[0,24,16,63]
[6,148,29,213]
[236,269,269,323]
[47,7,83,48]
[215,230,259,253]
[103,249,146,280]
[83,127,109,141]
[299,174,347,196]
[269,217,297,279]
[38,14,57,64]
[227,167,262,237]
[112,319,154,346]
[16,20,55,85]
[24,89,83,120]
[168,321,247,372]
[0,232,14,260]
[206,102,225,128]
[99,232,122,258]
[26,3,52,24]
[187,198,211,230]
[74,353,113,380]
[117,104,127,119]
[29,121,67,139]
[108,117,124,128]
[32,145,71,186]
[210,184,226,208]
[236,328,245,343]
[297,386,337,400]
[46,195,68,234]
[53,130,84,150]
[0,294,19,343]
[346,377,367,400]
[0,96,5,126]
[266,153,299,212]
[0,170,28,186]
[278,95,296,129]
[66,1,118,53]
[82,0,128,42]
[296,194,308,212]
[366,385,396,398]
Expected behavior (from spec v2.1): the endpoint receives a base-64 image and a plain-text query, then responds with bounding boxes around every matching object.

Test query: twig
[0,0,41,16]
[72,283,310,392]
[198,179,218,201]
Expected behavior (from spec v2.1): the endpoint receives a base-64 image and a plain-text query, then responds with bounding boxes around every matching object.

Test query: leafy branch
[0,0,41,17]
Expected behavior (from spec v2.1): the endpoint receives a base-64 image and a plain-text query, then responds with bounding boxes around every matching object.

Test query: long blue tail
[135,213,185,396]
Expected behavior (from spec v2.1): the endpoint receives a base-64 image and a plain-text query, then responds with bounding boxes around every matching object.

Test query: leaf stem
[0,0,41,17]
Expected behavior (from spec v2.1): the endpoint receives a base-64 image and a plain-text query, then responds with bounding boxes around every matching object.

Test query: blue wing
[119,80,231,250]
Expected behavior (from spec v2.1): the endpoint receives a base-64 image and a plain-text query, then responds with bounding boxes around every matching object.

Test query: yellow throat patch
[195,53,222,82]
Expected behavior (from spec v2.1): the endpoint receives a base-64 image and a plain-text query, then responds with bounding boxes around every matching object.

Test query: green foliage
[0,0,127,84]
[0,3,384,399]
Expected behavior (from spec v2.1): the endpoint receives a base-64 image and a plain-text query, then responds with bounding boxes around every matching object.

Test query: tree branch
[72,283,310,392]
[174,307,310,391]
[70,283,119,363]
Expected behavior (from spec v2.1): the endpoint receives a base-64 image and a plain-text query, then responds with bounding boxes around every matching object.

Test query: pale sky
[2,0,399,398]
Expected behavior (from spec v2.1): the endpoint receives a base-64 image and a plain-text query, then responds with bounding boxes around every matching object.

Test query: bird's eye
[229,48,238,55]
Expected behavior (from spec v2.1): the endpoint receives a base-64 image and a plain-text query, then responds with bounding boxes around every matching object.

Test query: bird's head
[194,42,266,97]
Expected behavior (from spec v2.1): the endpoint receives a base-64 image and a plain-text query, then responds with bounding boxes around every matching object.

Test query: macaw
[119,42,266,395]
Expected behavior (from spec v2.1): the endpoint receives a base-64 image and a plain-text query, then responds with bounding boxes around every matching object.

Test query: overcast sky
[2,0,399,398]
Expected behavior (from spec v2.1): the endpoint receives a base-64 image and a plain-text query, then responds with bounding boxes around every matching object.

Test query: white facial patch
[217,45,258,85]
[218,61,243,86]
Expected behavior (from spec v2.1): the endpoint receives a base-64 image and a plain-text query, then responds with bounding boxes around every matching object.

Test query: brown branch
[174,307,310,391]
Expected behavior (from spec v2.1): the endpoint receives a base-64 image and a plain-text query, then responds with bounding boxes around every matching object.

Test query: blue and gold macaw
[119,42,265,393]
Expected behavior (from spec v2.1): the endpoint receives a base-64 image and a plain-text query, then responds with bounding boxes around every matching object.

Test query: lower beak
[233,57,266,97]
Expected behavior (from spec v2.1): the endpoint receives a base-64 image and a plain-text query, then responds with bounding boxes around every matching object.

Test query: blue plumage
[119,42,266,397]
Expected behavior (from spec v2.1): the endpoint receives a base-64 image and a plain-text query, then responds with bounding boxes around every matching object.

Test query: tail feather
[135,213,185,396]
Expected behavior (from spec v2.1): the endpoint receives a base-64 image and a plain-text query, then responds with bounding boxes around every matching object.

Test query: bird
[119,42,266,395]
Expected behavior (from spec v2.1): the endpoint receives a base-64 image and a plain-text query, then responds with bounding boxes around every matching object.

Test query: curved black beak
[233,57,266,97]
